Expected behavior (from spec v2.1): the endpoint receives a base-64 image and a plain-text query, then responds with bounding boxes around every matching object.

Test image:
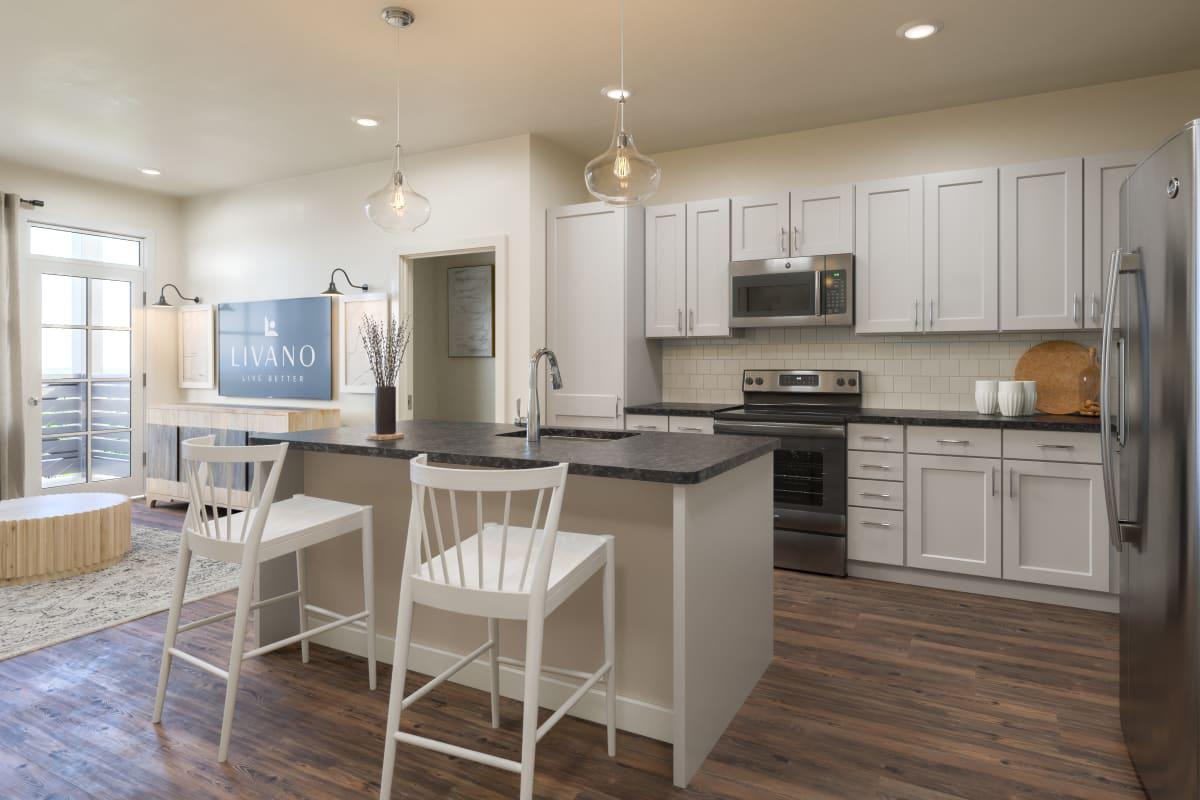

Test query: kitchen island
[250,421,776,787]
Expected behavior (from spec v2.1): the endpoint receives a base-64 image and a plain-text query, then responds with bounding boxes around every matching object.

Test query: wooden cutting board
[1013,340,1090,415]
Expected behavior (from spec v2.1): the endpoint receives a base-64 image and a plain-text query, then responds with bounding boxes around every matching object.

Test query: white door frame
[397,235,508,423]
[20,218,151,498]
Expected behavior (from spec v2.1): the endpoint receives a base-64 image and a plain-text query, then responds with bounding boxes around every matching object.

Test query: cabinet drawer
[848,507,904,565]
[1003,430,1101,464]
[848,423,904,452]
[848,478,904,511]
[626,414,668,432]
[668,416,714,435]
[847,450,904,481]
[906,425,1001,459]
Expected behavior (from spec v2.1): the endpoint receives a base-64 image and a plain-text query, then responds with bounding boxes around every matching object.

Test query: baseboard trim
[305,612,674,744]
[848,562,1119,613]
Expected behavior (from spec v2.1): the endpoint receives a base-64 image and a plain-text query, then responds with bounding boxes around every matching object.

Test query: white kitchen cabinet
[1002,459,1108,591]
[906,454,1002,578]
[686,199,731,337]
[1000,158,1084,330]
[547,202,661,430]
[731,193,789,261]
[790,184,854,256]
[1084,151,1145,329]
[923,168,998,332]
[854,176,924,334]
[645,203,687,338]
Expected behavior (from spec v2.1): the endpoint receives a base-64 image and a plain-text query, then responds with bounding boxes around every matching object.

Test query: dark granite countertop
[848,408,1101,433]
[624,402,741,418]
[250,421,777,485]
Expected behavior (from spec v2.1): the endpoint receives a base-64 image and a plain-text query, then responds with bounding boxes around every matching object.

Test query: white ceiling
[3,0,1199,196]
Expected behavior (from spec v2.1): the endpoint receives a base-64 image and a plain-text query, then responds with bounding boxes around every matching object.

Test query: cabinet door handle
[677,308,683,333]
[688,309,694,332]
[936,438,970,445]
[928,299,934,328]
[1036,443,1075,450]
[792,225,799,253]
[992,466,998,496]
[1072,293,1081,324]
[859,491,891,499]
[859,464,891,470]
[914,299,920,329]
[1009,467,1016,499]
[861,521,893,529]
[1091,292,1100,323]
[861,435,891,441]
[780,227,786,254]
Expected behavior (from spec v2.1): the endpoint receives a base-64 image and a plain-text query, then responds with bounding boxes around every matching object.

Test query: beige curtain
[0,193,25,499]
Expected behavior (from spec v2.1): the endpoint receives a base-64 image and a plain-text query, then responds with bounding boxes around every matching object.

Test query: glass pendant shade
[585,103,661,207]
[365,145,431,233]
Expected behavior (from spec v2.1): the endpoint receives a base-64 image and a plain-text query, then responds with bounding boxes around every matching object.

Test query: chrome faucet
[527,347,562,445]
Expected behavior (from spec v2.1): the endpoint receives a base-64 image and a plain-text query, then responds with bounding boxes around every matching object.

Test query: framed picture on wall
[217,296,333,400]
[177,304,215,389]
[340,292,389,394]
[447,264,494,358]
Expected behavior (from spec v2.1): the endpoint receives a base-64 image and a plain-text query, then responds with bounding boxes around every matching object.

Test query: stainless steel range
[713,369,860,576]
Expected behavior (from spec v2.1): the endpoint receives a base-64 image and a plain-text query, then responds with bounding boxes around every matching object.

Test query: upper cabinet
[790,184,854,256]
[923,168,999,332]
[999,158,1084,330]
[731,193,789,260]
[1084,151,1146,329]
[854,176,924,334]
[644,199,731,339]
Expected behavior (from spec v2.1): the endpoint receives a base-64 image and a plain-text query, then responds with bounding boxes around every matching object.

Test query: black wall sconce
[152,283,200,307]
[321,268,369,296]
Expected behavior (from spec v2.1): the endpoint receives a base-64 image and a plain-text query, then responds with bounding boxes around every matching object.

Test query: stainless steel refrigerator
[1102,119,1200,800]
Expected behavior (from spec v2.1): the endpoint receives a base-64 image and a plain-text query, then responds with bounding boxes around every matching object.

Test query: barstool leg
[488,618,501,728]
[153,536,192,723]
[362,509,377,691]
[379,578,415,799]
[518,614,545,800]
[218,559,257,763]
[295,548,309,664]
[603,538,616,757]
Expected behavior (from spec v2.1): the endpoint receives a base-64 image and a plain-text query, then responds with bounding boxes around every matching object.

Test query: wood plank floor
[0,501,1145,799]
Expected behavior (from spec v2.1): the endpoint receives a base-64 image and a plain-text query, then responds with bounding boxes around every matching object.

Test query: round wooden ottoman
[0,493,132,586]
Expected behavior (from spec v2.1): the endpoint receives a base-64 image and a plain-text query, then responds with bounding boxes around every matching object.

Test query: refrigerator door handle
[1100,248,1124,551]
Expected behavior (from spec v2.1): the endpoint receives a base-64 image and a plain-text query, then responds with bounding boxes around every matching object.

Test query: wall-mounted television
[217,297,332,400]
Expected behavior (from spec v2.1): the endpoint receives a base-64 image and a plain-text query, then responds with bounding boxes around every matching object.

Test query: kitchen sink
[497,428,639,442]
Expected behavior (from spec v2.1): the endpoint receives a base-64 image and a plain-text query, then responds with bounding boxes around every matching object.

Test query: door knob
[27,396,40,407]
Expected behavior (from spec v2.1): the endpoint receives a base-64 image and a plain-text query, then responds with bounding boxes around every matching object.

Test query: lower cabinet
[1002,459,1108,591]
[906,454,1002,578]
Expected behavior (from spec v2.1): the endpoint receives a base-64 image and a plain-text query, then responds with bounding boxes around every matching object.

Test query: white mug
[998,381,1025,417]
[1020,381,1038,415]
[974,380,999,415]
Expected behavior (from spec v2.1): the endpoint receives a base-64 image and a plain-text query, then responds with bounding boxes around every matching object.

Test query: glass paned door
[23,231,144,497]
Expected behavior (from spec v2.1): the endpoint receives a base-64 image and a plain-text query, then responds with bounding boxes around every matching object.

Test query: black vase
[374,385,397,435]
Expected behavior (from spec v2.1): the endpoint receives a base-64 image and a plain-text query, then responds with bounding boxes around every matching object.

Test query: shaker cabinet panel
[686,198,731,337]
[645,203,688,338]
[854,176,925,333]
[1002,459,1108,591]
[906,454,1002,578]
[1000,158,1084,330]
[790,184,854,256]
[731,193,789,261]
[147,424,178,482]
[1084,152,1145,329]
[923,168,998,332]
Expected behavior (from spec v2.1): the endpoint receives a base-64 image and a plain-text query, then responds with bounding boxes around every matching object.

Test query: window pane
[30,225,141,267]
[91,381,130,430]
[41,274,87,326]
[42,328,86,379]
[91,431,131,482]
[42,435,86,488]
[42,382,87,435]
[91,329,131,378]
[91,279,132,328]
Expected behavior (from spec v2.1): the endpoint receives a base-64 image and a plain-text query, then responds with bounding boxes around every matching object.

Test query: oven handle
[713,420,846,439]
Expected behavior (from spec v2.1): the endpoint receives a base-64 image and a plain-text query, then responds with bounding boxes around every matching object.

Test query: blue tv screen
[217,297,332,400]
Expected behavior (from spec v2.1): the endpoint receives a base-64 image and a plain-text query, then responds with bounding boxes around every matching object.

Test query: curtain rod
[19,198,44,207]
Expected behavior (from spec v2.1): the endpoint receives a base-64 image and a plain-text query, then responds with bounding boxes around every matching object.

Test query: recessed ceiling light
[353,117,380,127]
[139,168,161,176]
[897,20,942,40]
[601,85,632,101]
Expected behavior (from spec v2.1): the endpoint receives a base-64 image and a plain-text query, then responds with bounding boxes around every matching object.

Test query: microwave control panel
[823,270,848,316]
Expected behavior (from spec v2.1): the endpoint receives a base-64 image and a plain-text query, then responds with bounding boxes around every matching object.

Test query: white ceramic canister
[998,381,1025,417]
[1020,380,1038,415]
[975,380,999,415]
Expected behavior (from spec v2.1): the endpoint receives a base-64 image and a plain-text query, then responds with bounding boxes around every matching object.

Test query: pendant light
[584,0,661,206]
[365,7,431,233]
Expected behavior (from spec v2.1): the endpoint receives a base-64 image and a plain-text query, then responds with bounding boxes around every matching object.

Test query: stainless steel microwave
[729,254,853,328]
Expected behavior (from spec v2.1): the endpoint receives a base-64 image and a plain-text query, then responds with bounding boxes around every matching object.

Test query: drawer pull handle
[859,492,891,499]
[861,521,893,528]
[861,435,891,441]
[1036,443,1075,450]
[676,426,704,433]
[632,425,659,430]
[860,464,891,470]
[936,439,970,445]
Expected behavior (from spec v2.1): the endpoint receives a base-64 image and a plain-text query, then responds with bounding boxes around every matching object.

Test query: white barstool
[153,435,377,762]
[379,454,615,800]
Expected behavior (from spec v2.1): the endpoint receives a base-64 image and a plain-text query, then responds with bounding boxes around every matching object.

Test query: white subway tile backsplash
[661,328,1099,410]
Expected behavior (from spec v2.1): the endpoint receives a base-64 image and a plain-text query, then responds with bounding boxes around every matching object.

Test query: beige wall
[0,158,185,410]
[412,252,496,422]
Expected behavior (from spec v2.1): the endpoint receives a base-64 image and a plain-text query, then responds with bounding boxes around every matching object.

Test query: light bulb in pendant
[585,99,660,206]
[365,145,430,233]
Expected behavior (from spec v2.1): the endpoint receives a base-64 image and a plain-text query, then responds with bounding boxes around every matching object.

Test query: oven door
[730,259,824,327]
[712,419,847,534]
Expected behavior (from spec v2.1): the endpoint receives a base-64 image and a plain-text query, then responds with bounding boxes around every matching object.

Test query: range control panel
[742,369,862,394]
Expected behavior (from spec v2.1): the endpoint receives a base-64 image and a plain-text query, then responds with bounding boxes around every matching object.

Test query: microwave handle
[815,271,824,316]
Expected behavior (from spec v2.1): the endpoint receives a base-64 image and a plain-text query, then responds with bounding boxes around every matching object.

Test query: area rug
[0,524,242,661]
